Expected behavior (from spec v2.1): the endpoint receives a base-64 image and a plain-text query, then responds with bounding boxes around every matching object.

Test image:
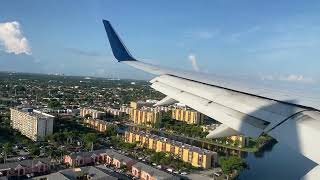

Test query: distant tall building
[10,108,54,141]
[80,108,105,119]
[171,108,204,125]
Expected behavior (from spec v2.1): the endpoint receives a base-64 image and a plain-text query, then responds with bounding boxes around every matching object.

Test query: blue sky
[0,0,320,82]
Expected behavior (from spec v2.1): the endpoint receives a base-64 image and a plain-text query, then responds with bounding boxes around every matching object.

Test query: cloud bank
[261,74,315,83]
[0,21,31,55]
[188,54,199,72]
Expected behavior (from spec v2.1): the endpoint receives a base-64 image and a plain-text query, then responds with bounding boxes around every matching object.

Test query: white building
[10,108,54,141]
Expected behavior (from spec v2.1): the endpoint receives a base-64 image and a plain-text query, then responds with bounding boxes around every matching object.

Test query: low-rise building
[64,149,106,167]
[125,131,218,169]
[33,166,123,180]
[64,149,136,170]
[0,158,51,178]
[132,162,179,180]
[104,149,136,169]
[10,108,54,141]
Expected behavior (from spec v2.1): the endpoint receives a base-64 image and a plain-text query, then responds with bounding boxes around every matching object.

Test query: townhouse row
[63,149,178,180]
[125,131,218,169]
[0,158,51,178]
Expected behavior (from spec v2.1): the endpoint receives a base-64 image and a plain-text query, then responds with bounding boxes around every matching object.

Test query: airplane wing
[102,20,320,179]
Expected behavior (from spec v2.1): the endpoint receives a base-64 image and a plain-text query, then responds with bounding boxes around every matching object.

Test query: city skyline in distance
[0,0,319,84]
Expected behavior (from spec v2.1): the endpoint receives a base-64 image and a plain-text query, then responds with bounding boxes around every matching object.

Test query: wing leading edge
[102,20,320,179]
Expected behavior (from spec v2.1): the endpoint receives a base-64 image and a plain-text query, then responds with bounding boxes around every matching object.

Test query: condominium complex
[10,108,54,141]
[125,131,218,169]
[80,108,105,119]
[84,119,113,133]
[130,109,163,126]
[171,108,204,125]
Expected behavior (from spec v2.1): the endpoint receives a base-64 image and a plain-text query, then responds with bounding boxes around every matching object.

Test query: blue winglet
[103,20,136,62]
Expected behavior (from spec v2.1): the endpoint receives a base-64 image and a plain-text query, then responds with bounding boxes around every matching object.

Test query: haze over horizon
[0,0,320,84]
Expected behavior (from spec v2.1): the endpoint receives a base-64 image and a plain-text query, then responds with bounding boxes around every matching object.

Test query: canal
[125,125,317,179]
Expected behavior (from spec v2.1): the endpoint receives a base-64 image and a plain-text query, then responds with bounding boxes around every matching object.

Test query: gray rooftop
[33,166,118,180]
[0,158,51,170]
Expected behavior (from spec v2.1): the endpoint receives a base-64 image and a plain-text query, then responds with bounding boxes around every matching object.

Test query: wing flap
[151,79,264,137]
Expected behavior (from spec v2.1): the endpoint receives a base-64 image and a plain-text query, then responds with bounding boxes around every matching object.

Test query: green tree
[104,125,117,137]
[220,156,248,179]
[48,100,62,109]
[150,152,166,164]
[83,133,97,151]
[28,144,40,157]
[2,143,13,164]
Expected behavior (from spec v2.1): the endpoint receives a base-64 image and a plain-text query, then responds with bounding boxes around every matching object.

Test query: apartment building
[120,106,132,115]
[104,107,126,117]
[130,109,163,126]
[171,108,204,125]
[10,108,54,141]
[130,101,154,110]
[125,131,218,169]
[228,135,249,148]
[80,108,105,119]
[83,119,113,133]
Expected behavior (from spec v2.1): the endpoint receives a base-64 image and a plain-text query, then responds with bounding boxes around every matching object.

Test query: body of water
[239,142,317,180]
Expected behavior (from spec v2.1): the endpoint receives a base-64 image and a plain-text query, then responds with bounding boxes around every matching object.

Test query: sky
[0,0,320,83]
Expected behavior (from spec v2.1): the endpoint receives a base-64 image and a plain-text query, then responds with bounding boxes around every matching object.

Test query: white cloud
[0,21,31,55]
[188,54,199,72]
[260,74,316,83]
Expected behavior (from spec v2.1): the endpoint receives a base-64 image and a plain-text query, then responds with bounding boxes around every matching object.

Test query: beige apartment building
[130,109,163,126]
[80,108,105,119]
[171,108,204,125]
[10,108,54,141]
[130,101,154,110]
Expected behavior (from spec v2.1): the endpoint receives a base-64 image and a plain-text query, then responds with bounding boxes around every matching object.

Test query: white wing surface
[102,20,320,179]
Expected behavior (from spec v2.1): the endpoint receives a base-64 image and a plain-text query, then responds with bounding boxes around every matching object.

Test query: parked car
[181,172,188,175]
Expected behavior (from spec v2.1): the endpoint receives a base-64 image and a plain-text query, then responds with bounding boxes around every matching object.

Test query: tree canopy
[220,156,248,175]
